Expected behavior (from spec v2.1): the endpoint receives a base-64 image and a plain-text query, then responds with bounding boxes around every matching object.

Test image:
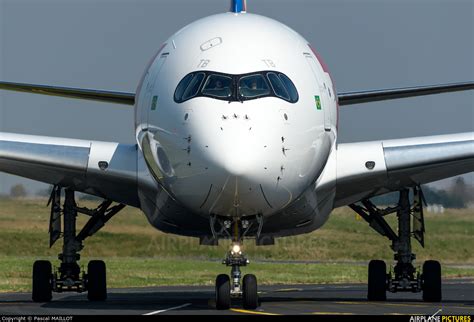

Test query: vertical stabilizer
[230,0,247,13]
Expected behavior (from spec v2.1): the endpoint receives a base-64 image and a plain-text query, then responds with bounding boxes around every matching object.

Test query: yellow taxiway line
[230,308,281,315]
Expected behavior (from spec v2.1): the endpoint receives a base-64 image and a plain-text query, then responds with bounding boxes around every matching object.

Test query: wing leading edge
[338,82,474,106]
[0,81,135,106]
[0,133,139,207]
[334,132,474,207]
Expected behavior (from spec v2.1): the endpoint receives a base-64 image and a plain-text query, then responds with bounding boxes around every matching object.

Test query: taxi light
[232,244,241,254]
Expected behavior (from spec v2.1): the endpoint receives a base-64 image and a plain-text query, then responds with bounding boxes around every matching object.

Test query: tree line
[373,177,473,209]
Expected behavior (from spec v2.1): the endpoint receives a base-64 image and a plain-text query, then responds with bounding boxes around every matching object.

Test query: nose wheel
[242,274,258,309]
[215,242,259,310]
[215,274,231,310]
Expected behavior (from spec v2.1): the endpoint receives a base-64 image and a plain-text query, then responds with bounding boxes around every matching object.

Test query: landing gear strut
[214,218,259,310]
[350,187,441,302]
[32,187,125,302]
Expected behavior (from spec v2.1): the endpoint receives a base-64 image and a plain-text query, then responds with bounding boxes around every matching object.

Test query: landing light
[231,244,241,254]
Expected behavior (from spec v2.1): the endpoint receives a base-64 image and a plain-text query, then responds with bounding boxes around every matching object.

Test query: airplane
[0,0,473,310]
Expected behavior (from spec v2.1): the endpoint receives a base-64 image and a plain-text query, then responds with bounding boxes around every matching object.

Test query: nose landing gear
[213,217,261,310]
[215,242,258,310]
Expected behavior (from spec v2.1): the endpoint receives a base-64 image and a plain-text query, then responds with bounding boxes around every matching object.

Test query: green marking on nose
[314,95,322,110]
[151,96,158,110]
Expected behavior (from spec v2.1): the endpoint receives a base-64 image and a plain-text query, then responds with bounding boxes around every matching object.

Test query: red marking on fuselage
[308,44,329,74]
[308,44,339,130]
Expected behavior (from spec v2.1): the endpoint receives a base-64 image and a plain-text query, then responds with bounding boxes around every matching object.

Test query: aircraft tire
[242,274,258,309]
[368,260,387,301]
[215,274,231,310]
[422,260,441,302]
[32,260,53,302]
[87,260,107,301]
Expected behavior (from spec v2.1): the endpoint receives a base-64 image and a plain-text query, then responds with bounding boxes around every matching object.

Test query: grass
[0,199,473,292]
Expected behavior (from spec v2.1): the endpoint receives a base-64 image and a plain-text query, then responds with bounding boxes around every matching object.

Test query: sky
[0,0,473,195]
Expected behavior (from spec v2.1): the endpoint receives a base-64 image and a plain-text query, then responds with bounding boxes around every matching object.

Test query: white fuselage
[134,13,338,238]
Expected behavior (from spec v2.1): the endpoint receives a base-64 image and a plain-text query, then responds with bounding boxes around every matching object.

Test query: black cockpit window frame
[174,70,299,104]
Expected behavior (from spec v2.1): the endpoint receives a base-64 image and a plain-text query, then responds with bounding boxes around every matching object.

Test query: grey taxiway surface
[0,279,472,315]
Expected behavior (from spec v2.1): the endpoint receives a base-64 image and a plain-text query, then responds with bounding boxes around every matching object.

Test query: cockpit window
[174,73,193,102]
[174,72,205,102]
[279,73,299,102]
[267,72,290,101]
[201,74,233,99]
[174,71,298,103]
[181,73,205,101]
[238,74,271,99]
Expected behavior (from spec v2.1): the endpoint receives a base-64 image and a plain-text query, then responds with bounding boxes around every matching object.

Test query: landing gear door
[305,55,331,131]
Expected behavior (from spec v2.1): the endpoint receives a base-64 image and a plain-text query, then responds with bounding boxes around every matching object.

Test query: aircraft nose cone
[156,106,317,217]
[219,137,257,177]
[197,124,294,216]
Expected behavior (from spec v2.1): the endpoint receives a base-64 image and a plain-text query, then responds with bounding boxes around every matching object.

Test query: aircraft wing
[2,81,472,107]
[0,81,135,106]
[334,132,474,207]
[0,132,139,207]
[337,82,473,106]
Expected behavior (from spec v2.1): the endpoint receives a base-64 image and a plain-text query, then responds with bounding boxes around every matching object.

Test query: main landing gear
[212,217,261,310]
[32,187,125,302]
[350,187,441,302]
